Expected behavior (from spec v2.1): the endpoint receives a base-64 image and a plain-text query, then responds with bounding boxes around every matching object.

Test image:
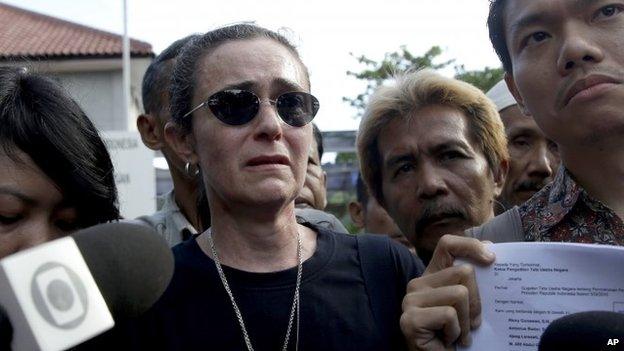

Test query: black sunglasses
[183,89,320,127]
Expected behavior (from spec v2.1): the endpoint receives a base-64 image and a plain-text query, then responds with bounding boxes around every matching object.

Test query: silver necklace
[207,229,302,351]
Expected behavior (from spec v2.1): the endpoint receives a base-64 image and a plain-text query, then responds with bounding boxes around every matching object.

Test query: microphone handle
[0,305,12,350]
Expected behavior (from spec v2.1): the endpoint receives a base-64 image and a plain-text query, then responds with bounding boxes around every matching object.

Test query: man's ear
[504,73,531,116]
[348,201,366,230]
[164,121,198,165]
[136,114,164,151]
[493,158,510,197]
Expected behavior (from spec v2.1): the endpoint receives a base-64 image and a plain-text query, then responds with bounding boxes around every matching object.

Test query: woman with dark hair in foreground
[0,66,119,259]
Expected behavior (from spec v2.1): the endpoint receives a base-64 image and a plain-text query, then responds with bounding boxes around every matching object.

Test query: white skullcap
[486,79,518,112]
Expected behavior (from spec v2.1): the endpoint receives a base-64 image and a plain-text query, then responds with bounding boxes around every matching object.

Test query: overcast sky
[5,0,501,132]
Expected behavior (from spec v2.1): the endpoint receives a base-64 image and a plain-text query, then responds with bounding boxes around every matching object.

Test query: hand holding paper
[457,242,624,351]
[401,234,495,350]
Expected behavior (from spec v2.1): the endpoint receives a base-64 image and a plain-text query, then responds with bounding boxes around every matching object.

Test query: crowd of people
[1,0,623,349]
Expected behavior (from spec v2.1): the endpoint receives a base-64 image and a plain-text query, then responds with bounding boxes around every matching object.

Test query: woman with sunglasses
[0,66,119,259]
[130,24,424,351]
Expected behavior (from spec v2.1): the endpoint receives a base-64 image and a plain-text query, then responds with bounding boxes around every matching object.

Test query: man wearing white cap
[486,80,560,213]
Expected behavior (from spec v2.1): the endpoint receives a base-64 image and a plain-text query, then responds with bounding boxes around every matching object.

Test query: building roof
[0,2,153,61]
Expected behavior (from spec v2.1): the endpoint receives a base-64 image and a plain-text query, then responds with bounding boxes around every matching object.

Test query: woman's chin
[245,184,297,207]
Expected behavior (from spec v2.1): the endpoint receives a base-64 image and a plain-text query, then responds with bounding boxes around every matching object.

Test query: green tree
[335,151,358,164]
[344,46,503,117]
[343,46,454,116]
[454,65,504,92]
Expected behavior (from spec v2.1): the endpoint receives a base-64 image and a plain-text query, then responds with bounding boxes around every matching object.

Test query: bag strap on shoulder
[356,234,398,348]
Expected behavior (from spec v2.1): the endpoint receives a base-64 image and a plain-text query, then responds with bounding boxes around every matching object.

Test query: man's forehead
[379,114,474,161]
[500,105,531,124]
[504,116,544,136]
[505,0,604,34]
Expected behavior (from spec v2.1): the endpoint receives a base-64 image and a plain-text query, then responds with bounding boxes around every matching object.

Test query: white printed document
[457,242,624,351]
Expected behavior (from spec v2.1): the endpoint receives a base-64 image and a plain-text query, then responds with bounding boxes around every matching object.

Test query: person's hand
[401,234,495,351]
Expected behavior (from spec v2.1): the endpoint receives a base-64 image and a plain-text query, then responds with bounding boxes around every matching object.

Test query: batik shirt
[518,167,623,245]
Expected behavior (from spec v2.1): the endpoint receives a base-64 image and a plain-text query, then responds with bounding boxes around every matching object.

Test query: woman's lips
[245,155,291,171]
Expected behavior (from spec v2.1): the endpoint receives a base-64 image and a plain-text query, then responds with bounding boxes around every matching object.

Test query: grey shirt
[295,207,349,234]
[135,190,198,247]
[136,193,347,247]
[464,206,524,243]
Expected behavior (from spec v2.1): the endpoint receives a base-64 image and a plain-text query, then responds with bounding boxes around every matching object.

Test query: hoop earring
[185,162,200,177]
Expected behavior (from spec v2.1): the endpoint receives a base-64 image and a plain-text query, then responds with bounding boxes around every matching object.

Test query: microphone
[539,311,624,351]
[0,222,174,351]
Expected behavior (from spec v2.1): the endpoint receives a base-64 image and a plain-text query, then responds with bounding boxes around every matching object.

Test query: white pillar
[122,0,131,131]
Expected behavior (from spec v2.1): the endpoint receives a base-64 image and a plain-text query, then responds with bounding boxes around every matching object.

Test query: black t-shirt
[129,226,423,350]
